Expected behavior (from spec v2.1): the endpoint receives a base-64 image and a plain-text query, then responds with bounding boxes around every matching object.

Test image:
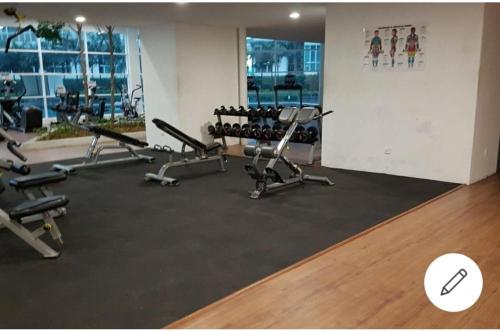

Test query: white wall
[322,3,485,184]
[140,23,242,150]
[469,4,500,183]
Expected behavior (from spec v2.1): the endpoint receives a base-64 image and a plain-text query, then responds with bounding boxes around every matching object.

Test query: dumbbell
[232,123,241,136]
[268,106,279,118]
[262,124,274,140]
[248,107,258,117]
[307,126,319,142]
[214,107,222,115]
[208,122,223,136]
[251,124,262,139]
[228,106,238,115]
[273,123,285,140]
[223,122,232,136]
[219,106,228,115]
[256,106,266,117]
[240,124,252,138]
[238,106,248,116]
[294,125,310,143]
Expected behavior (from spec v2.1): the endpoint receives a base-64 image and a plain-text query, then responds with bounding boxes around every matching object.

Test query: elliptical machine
[244,107,334,199]
[120,84,142,119]
[0,73,42,132]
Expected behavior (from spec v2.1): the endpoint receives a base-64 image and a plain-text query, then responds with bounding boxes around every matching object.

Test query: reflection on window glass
[41,28,80,51]
[42,53,82,73]
[0,26,38,50]
[246,37,322,107]
[87,32,126,53]
[0,52,39,72]
[45,75,84,96]
[10,75,44,96]
[89,75,127,95]
[21,97,45,111]
[88,54,126,74]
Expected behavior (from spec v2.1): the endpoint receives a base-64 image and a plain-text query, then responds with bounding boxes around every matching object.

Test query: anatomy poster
[363,24,426,71]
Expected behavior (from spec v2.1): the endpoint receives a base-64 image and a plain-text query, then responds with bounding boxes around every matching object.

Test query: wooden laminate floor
[169,175,500,328]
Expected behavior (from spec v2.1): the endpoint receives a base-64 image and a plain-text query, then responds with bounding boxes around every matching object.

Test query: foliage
[36,21,65,43]
[37,118,145,141]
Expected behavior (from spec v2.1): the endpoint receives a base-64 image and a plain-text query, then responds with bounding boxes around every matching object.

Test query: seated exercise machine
[144,118,226,186]
[51,83,105,125]
[0,128,69,258]
[244,107,334,199]
[53,124,155,174]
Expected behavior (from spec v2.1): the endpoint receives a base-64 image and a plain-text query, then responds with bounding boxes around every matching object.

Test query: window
[0,25,131,118]
[246,37,322,107]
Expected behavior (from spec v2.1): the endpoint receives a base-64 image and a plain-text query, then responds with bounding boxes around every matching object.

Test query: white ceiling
[7,3,326,42]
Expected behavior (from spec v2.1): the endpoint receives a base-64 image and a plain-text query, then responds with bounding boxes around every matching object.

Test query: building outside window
[0,25,130,118]
[246,37,322,107]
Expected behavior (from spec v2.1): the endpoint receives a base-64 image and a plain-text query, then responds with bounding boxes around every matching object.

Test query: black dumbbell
[294,125,310,143]
[262,125,274,140]
[248,107,258,117]
[238,106,248,116]
[256,106,266,117]
[223,123,232,135]
[214,107,221,115]
[307,126,319,142]
[228,106,238,115]
[251,124,262,139]
[208,124,216,136]
[268,107,278,118]
[219,106,228,115]
[232,123,241,136]
[241,124,251,138]
[272,123,285,140]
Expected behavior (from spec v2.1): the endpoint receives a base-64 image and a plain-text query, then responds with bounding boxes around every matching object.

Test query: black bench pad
[10,172,67,190]
[9,195,69,219]
[152,118,221,153]
[84,125,149,148]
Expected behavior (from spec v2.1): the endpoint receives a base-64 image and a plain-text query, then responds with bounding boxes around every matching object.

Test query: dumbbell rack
[210,106,324,164]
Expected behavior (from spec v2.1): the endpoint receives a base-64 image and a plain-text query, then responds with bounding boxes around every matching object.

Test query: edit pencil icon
[441,268,467,296]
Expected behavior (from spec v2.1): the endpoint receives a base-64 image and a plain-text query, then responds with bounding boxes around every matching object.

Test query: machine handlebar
[0,128,28,162]
[313,110,333,120]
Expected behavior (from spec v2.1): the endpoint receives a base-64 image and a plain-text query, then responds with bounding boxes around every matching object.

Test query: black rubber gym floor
[0,153,458,328]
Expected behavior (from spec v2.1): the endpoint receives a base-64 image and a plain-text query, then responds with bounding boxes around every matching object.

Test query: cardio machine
[244,107,334,199]
[0,73,42,132]
[0,128,69,258]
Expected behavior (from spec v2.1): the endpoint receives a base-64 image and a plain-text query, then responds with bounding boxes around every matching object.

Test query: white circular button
[424,253,483,312]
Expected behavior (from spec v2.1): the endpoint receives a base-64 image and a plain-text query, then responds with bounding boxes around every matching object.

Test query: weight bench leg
[0,211,60,258]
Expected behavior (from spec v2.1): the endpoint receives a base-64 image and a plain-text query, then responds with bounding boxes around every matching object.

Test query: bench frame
[53,130,155,174]
[0,207,63,258]
[144,119,226,186]
[244,107,334,199]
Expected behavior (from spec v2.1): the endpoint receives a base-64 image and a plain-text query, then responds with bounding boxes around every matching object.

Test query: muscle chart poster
[363,24,426,71]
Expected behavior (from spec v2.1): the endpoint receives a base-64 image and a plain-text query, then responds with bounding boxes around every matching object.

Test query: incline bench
[53,124,155,174]
[144,118,227,186]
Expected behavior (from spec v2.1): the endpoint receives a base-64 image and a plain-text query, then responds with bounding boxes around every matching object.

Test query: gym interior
[0,2,499,329]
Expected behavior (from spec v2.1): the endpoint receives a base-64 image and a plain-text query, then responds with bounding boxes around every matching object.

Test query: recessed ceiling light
[75,16,86,23]
[289,12,300,19]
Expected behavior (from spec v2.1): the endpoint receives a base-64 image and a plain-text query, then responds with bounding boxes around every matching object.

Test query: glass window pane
[88,54,126,74]
[9,75,44,97]
[44,75,84,96]
[42,53,82,73]
[89,75,127,95]
[0,52,39,72]
[22,97,45,112]
[86,32,126,53]
[0,26,38,50]
[41,28,80,51]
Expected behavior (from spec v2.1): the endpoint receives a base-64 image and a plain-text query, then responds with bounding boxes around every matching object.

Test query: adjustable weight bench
[53,124,155,174]
[0,195,69,258]
[144,118,227,186]
[244,107,334,199]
